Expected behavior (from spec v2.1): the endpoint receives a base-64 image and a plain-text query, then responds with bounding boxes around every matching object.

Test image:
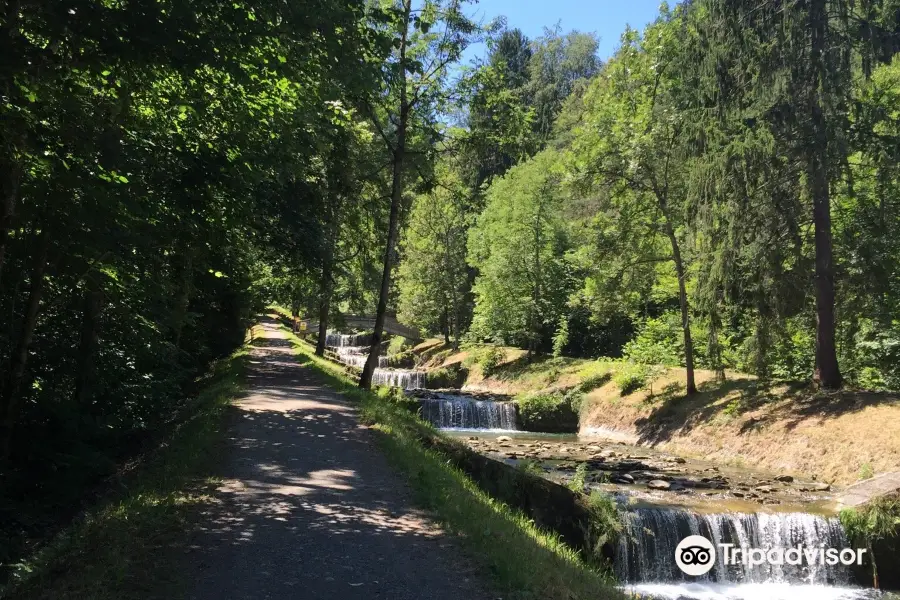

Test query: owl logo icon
[675,535,716,576]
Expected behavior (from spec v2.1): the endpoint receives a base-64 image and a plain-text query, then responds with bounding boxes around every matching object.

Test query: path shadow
[177,322,489,600]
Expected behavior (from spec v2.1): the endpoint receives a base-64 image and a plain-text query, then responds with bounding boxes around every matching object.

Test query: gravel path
[182,317,491,600]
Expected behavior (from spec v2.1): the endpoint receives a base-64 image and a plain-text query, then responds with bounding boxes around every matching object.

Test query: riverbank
[415,341,900,487]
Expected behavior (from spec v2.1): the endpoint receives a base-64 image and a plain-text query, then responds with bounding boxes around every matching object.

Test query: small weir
[326,341,424,389]
[616,507,876,599]
[325,332,373,347]
[419,394,518,431]
[371,369,426,390]
[334,346,390,368]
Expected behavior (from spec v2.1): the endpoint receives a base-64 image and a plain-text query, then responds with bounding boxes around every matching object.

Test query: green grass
[2,340,251,600]
[278,324,624,600]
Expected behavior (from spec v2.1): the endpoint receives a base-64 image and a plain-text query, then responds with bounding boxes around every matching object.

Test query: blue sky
[461,0,665,65]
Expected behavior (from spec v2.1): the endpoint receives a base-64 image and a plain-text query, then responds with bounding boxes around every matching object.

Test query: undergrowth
[2,336,251,600]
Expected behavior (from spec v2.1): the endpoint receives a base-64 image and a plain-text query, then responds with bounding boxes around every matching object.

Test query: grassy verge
[1,335,253,600]
[277,324,623,600]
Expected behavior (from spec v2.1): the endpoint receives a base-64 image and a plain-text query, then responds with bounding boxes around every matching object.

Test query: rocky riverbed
[451,431,839,514]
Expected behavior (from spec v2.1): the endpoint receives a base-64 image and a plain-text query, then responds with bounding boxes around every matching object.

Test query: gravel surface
[182,318,491,600]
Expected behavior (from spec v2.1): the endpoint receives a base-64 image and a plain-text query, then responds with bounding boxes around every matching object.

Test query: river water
[418,392,881,600]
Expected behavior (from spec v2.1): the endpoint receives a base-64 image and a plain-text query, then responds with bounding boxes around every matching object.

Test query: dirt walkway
[181,317,490,599]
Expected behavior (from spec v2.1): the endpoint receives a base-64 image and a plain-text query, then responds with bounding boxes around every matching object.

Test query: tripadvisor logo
[675,535,716,576]
[674,535,867,577]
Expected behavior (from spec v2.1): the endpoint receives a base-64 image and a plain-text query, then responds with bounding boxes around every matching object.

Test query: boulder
[648,480,671,490]
[775,475,794,483]
[612,473,635,484]
[497,436,512,442]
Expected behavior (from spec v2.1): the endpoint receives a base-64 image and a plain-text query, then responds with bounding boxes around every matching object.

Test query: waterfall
[371,368,426,390]
[330,345,389,368]
[616,508,854,587]
[419,396,518,430]
[324,332,373,347]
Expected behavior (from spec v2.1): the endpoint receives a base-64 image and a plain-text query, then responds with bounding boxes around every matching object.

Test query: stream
[412,390,881,600]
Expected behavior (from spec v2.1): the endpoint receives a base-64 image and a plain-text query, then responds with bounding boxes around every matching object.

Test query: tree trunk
[1,231,49,460]
[360,0,411,389]
[0,1,23,287]
[0,147,21,285]
[171,251,194,350]
[663,220,697,395]
[808,0,842,390]
[361,140,405,389]
[72,274,103,409]
[315,238,335,357]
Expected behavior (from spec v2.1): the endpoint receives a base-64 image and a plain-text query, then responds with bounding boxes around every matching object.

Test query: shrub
[585,490,623,553]
[840,496,900,588]
[463,346,506,376]
[612,362,653,396]
[387,336,414,355]
[481,347,505,376]
[517,392,579,433]
[425,364,467,389]
[516,459,545,477]
[568,463,588,493]
[578,372,611,394]
[623,313,684,367]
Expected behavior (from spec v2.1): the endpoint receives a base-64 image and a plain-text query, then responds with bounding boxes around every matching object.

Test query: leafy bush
[516,459,545,477]
[585,490,623,553]
[623,312,684,366]
[375,385,419,413]
[612,362,653,396]
[387,336,414,355]
[517,392,579,432]
[568,463,588,492]
[578,372,611,394]
[481,347,506,376]
[425,364,467,389]
[840,496,900,588]
[463,346,506,376]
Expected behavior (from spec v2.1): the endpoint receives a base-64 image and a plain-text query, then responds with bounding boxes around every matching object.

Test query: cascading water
[324,332,373,347]
[419,395,518,430]
[616,507,875,599]
[333,346,389,368]
[325,340,422,389]
[371,368,426,390]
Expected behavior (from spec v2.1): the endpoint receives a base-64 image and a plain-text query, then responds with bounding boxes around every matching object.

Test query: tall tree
[357,0,476,389]
[396,163,470,346]
[569,18,698,394]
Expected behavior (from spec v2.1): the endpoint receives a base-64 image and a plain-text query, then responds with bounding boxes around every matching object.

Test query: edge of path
[1,315,623,600]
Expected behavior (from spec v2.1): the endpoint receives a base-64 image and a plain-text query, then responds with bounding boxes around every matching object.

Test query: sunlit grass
[278,323,624,600]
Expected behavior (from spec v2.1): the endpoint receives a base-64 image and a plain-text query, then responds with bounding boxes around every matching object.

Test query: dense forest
[2,0,900,569]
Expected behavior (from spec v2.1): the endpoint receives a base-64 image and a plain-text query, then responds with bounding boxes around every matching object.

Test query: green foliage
[396,165,471,344]
[584,490,623,554]
[468,151,575,351]
[516,459,546,478]
[568,463,589,492]
[387,336,413,356]
[841,497,900,542]
[463,346,506,376]
[622,313,685,367]
[516,391,580,432]
[610,361,657,396]
[2,345,249,597]
[859,463,876,481]
[578,372,611,394]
